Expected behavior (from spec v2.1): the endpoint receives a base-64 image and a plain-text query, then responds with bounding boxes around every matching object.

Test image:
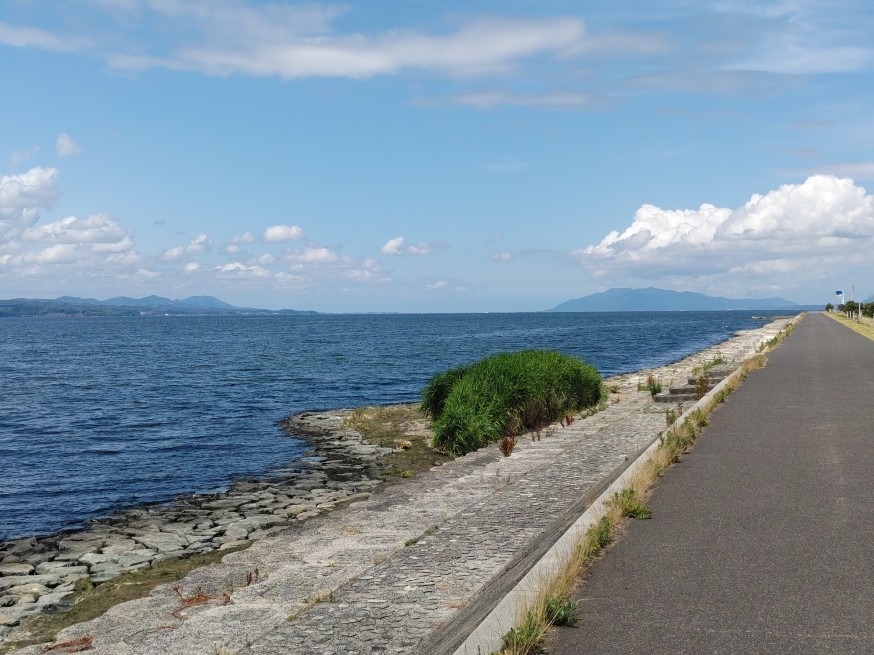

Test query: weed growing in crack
[170,585,230,619]
[638,373,662,396]
[544,596,577,626]
[695,374,710,400]
[609,488,653,520]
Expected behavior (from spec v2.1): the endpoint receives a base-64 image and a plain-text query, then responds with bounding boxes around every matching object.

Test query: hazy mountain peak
[549,288,801,312]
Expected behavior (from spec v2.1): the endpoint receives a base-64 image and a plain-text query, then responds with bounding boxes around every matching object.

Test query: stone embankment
[0,317,797,653]
[0,414,394,638]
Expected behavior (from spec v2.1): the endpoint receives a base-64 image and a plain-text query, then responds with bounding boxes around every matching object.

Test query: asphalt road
[544,313,874,655]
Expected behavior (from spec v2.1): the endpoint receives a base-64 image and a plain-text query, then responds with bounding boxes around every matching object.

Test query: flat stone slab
[0,565,34,577]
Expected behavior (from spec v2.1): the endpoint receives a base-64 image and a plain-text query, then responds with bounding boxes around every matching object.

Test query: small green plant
[545,596,577,626]
[609,488,652,520]
[587,515,614,551]
[665,408,677,426]
[695,374,709,399]
[399,469,414,478]
[691,356,728,376]
[502,611,544,652]
[304,590,333,604]
[637,372,662,396]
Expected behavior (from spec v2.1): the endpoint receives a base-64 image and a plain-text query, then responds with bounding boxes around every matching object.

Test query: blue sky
[2,0,873,312]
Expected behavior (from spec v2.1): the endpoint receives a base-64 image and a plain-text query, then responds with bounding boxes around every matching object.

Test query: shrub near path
[421,350,604,456]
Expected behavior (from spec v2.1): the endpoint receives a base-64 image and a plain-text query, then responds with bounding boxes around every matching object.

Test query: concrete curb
[450,319,798,655]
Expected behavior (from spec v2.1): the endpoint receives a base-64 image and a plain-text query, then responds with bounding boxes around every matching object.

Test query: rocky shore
[0,412,398,637]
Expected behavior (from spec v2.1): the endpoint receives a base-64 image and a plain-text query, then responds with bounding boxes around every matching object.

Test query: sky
[2,0,874,312]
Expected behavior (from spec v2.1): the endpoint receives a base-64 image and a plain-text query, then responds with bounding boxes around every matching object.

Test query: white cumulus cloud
[225,233,254,255]
[576,175,874,295]
[381,236,405,255]
[23,213,128,245]
[0,167,61,238]
[0,166,145,288]
[292,247,340,264]
[380,236,430,256]
[263,224,304,242]
[163,234,211,259]
[186,233,211,252]
[217,261,271,278]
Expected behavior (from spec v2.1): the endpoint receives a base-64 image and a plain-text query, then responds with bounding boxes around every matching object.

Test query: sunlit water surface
[0,311,784,539]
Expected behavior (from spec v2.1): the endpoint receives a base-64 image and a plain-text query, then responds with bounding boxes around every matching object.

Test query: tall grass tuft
[422,350,603,456]
[420,365,469,421]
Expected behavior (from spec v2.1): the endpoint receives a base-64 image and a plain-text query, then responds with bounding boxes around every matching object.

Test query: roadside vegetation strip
[823,311,874,342]
[485,323,801,655]
[421,350,604,456]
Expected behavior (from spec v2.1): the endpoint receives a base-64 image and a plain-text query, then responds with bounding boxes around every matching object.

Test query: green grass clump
[544,596,578,626]
[609,488,653,520]
[419,365,469,422]
[421,350,603,456]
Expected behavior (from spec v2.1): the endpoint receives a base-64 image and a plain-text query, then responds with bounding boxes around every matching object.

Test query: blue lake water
[0,311,786,540]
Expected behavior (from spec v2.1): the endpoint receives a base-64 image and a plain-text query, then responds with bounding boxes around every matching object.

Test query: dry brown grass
[345,404,453,480]
[499,435,517,457]
[39,636,94,653]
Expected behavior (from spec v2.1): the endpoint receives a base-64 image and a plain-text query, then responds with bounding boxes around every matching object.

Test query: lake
[0,311,785,540]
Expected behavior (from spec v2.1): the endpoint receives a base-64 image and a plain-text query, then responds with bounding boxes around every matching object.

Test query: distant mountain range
[549,287,814,312]
[0,295,316,317]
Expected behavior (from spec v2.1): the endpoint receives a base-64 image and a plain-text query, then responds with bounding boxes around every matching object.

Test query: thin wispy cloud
[445,90,597,110]
[4,3,589,80]
[56,133,81,157]
[10,147,40,168]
